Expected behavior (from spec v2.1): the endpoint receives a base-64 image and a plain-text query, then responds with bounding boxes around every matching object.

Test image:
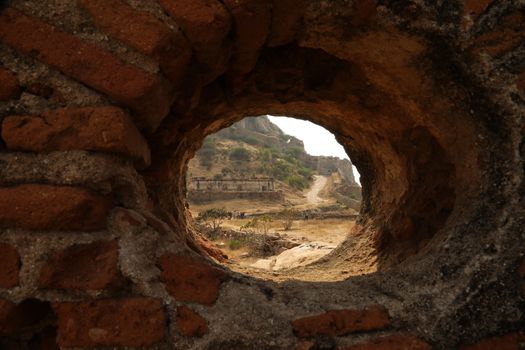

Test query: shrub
[229,147,251,162]
[271,160,293,180]
[228,239,242,250]
[258,148,272,163]
[285,147,304,159]
[197,208,229,232]
[280,209,298,230]
[286,174,308,190]
[240,219,258,234]
[298,166,313,179]
[243,136,260,146]
[240,215,273,235]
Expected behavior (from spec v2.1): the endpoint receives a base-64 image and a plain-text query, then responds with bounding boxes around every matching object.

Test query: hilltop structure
[187,177,282,202]
[188,116,362,203]
[189,177,276,192]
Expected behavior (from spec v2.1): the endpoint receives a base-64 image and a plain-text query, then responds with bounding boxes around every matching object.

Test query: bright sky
[267,116,361,184]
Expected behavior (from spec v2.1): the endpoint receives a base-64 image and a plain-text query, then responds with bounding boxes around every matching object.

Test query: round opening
[143,43,484,287]
[186,115,363,279]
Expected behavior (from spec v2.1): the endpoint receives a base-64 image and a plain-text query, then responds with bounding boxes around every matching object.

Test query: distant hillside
[187,116,360,193]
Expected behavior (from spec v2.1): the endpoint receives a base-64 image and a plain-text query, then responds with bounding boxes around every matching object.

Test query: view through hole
[186,115,362,276]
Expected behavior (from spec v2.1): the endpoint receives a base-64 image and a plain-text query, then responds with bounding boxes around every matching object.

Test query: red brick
[0,184,114,231]
[157,0,231,80]
[460,332,525,350]
[291,305,390,338]
[223,0,271,75]
[340,334,432,350]
[175,306,209,337]
[0,299,53,336]
[0,67,20,101]
[2,106,151,167]
[78,0,191,83]
[0,243,20,288]
[0,8,173,130]
[158,253,229,305]
[54,298,165,347]
[38,240,122,290]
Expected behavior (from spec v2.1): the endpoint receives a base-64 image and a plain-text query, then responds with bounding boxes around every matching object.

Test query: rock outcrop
[191,115,359,189]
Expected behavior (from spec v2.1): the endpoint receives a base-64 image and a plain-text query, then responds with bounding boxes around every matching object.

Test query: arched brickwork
[0,1,524,349]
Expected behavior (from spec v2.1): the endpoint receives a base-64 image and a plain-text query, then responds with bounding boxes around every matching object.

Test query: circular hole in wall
[186,115,363,279]
[144,45,466,284]
[172,108,457,282]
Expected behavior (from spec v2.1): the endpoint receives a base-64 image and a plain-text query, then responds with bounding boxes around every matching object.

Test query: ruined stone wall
[0,0,524,349]
[189,178,275,192]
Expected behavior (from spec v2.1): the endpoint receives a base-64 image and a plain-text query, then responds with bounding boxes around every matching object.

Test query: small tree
[240,218,258,234]
[197,208,229,232]
[258,214,273,235]
[240,215,273,235]
[280,209,297,231]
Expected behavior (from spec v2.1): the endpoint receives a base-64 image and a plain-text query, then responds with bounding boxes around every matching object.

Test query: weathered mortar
[0,0,524,349]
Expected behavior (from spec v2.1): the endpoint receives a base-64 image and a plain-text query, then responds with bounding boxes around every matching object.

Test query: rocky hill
[187,116,360,194]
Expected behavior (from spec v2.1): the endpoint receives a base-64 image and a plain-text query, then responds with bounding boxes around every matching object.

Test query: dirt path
[306,175,328,205]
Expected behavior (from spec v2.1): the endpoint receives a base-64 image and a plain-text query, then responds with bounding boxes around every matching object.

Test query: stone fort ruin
[187,177,283,202]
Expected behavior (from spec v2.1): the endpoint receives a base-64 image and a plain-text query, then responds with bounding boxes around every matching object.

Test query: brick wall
[0,0,523,349]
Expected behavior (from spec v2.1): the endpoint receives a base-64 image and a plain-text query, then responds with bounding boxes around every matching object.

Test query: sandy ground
[214,218,355,271]
[189,175,362,277]
[222,218,354,245]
